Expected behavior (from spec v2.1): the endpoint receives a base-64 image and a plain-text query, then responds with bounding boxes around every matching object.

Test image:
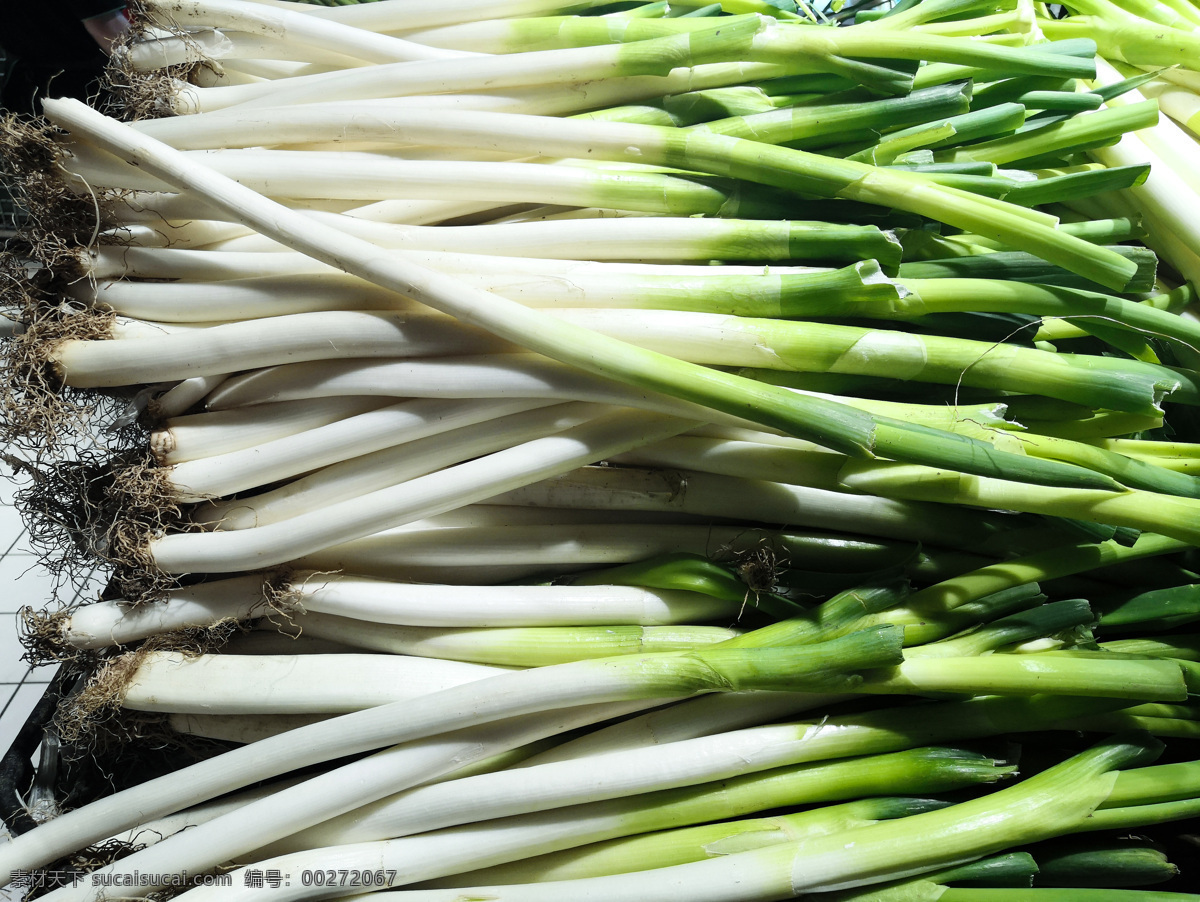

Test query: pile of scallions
[1,0,1200,899]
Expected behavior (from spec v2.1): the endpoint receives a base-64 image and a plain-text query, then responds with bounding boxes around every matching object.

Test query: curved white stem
[149,409,698,572]
[55,311,507,388]
[121,652,510,714]
[154,397,387,464]
[167,397,556,502]
[151,373,230,420]
[291,573,737,627]
[195,401,601,527]
[139,0,477,64]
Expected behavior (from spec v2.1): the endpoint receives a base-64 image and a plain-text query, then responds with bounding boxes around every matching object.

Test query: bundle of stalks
[2,0,1200,900]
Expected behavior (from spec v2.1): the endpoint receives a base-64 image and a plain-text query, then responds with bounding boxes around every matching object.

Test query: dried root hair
[261,567,330,638]
[0,115,120,267]
[103,1,203,121]
[0,280,142,459]
[13,447,187,604]
[734,541,788,599]
[19,608,82,670]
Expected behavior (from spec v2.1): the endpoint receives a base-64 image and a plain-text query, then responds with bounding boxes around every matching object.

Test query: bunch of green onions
[2,0,1200,899]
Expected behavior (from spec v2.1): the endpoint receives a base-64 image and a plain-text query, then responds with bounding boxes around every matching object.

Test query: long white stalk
[54,311,508,388]
[148,408,699,572]
[168,61,786,119]
[126,28,373,70]
[195,401,605,526]
[72,261,864,324]
[524,692,841,765]
[60,574,269,648]
[138,0,477,64]
[61,572,737,649]
[288,573,738,627]
[299,525,830,574]
[153,396,386,464]
[290,521,857,584]
[67,150,762,218]
[165,397,556,502]
[81,244,827,281]
[283,610,739,666]
[489,465,1003,549]
[198,214,858,261]
[161,19,764,112]
[120,652,509,714]
[197,356,770,439]
[212,0,617,34]
[151,373,230,420]
[194,356,803,444]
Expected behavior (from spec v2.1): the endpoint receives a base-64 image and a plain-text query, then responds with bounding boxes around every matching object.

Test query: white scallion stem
[148,408,699,572]
[153,396,385,464]
[121,652,510,714]
[290,573,739,627]
[284,609,740,666]
[195,401,605,528]
[138,0,477,64]
[166,397,557,502]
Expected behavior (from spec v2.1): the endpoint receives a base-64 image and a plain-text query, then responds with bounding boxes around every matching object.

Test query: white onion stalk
[288,573,739,628]
[164,397,557,502]
[151,373,230,420]
[197,355,766,433]
[57,574,269,649]
[162,19,765,113]
[225,0,632,34]
[54,311,509,388]
[118,101,1135,293]
[194,401,608,526]
[395,15,739,55]
[148,408,698,572]
[58,571,738,650]
[489,465,1005,550]
[524,691,839,765]
[95,99,1141,301]
[13,629,900,895]
[66,150,803,220]
[171,66,781,120]
[284,610,740,667]
[69,261,868,323]
[126,29,373,71]
[120,652,510,714]
[153,397,387,464]
[290,521,859,584]
[179,214,881,263]
[80,245,829,282]
[137,0,476,65]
